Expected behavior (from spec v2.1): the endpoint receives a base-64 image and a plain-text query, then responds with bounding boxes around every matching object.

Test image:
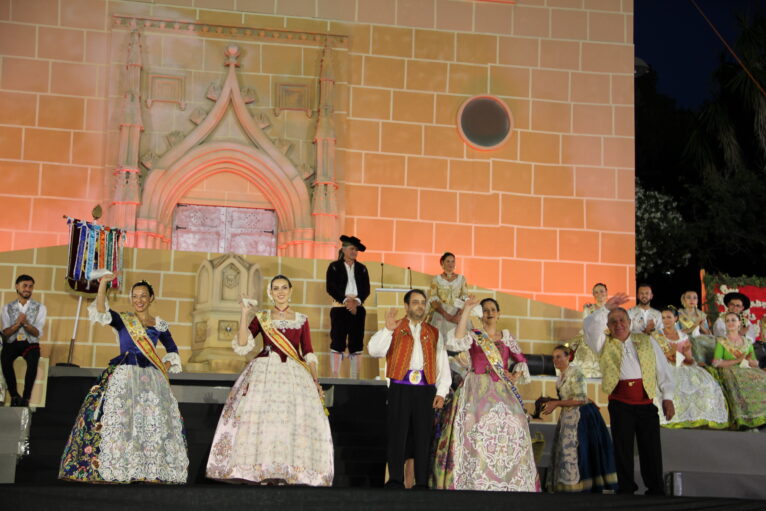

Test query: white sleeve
[0,305,10,330]
[747,323,758,343]
[712,318,726,337]
[162,352,182,373]
[232,332,256,356]
[33,303,47,338]
[446,327,472,352]
[652,339,675,401]
[627,309,642,334]
[435,336,452,397]
[367,328,393,358]
[87,299,112,326]
[583,307,609,355]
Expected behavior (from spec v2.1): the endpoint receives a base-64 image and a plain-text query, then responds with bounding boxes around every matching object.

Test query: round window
[456,96,514,151]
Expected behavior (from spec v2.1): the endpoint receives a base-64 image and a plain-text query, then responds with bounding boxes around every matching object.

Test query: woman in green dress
[712,311,766,429]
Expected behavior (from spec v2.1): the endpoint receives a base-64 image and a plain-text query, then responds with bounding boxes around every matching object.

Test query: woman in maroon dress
[206,275,333,485]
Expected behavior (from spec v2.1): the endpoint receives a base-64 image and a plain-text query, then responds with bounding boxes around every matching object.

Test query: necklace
[274,304,290,317]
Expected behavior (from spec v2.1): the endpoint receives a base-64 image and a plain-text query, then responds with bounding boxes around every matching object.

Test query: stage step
[0,407,32,483]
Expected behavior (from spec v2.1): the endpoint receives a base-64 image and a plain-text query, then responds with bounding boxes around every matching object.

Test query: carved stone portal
[185,253,262,373]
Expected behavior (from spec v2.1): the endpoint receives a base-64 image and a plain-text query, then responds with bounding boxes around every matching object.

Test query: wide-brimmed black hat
[724,291,751,310]
[340,235,366,252]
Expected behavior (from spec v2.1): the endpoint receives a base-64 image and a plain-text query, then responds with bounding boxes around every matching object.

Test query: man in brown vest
[584,292,675,495]
[368,289,450,489]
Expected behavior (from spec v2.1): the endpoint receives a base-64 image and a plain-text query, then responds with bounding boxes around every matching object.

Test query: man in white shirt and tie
[369,289,450,489]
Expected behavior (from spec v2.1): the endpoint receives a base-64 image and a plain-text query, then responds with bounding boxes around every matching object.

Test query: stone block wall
[0,0,637,310]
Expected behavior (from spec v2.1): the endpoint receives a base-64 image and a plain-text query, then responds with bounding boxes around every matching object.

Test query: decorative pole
[312,44,340,260]
[111,26,144,245]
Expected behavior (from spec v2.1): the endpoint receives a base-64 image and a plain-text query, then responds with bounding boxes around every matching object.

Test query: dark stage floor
[1,484,765,511]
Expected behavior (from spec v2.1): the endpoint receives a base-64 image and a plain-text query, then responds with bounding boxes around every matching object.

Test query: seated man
[1,275,46,406]
[712,292,758,342]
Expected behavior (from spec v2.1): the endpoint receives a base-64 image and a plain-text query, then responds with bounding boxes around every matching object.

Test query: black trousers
[330,306,365,354]
[1,340,40,401]
[608,400,664,495]
[386,383,436,487]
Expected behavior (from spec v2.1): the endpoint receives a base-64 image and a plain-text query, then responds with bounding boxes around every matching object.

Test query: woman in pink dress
[206,275,333,485]
[431,295,539,491]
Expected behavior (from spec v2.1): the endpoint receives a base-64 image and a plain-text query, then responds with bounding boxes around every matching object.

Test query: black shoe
[20,397,30,407]
[385,480,405,490]
[10,396,22,407]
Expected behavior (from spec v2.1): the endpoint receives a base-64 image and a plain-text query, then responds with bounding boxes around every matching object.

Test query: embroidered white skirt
[206,352,334,486]
[59,364,188,483]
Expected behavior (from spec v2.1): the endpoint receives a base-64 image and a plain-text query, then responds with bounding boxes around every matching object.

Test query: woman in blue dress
[59,272,188,483]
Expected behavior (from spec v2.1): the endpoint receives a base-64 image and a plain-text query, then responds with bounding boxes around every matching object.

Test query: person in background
[1,275,47,407]
[628,284,662,334]
[326,235,370,378]
[678,290,711,336]
[427,252,468,342]
[653,306,728,429]
[568,283,609,378]
[712,311,766,429]
[712,292,758,343]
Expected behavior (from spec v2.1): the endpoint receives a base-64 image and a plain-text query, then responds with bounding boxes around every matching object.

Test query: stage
[2,367,766,508]
[1,483,765,511]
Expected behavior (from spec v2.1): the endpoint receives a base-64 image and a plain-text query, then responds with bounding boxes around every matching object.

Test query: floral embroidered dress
[59,302,188,484]
[427,274,468,343]
[653,331,728,429]
[547,364,617,493]
[714,337,766,429]
[569,304,602,378]
[206,311,333,486]
[431,329,538,491]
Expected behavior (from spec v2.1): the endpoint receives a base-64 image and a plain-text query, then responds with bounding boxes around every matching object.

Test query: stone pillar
[186,253,263,373]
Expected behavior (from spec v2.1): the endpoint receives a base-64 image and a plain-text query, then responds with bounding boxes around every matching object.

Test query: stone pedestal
[186,253,262,373]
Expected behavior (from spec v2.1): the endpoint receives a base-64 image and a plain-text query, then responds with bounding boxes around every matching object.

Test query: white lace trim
[304,352,318,366]
[154,317,169,332]
[267,311,307,330]
[232,333,256,356]
[447,328,472,352]
[162,352,182,374]
[87,299,112,326]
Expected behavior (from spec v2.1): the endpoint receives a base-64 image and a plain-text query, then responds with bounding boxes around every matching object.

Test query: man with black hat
[326,235,370,378]
[712,291,758,342]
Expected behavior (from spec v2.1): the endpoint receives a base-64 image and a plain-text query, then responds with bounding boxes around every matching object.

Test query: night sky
[634,0,765,110]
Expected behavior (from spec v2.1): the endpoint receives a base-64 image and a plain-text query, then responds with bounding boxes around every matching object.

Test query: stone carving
[206,83,221,102]
[166,130,184,148]
[140,151,158,170]
[146,73,186,110]
[218,320,238,342]
[273,82,313,118]
[189,107,207,125]
[240,86,258,104]
[186,253,262,373]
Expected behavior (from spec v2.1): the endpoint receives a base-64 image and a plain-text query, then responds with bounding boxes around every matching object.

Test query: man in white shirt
[368,289,450,489]
[326,235,370,378]
[584,292,674,495]
[627,283,662,334]
[1,275,47,407]
[712,291,758,342]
